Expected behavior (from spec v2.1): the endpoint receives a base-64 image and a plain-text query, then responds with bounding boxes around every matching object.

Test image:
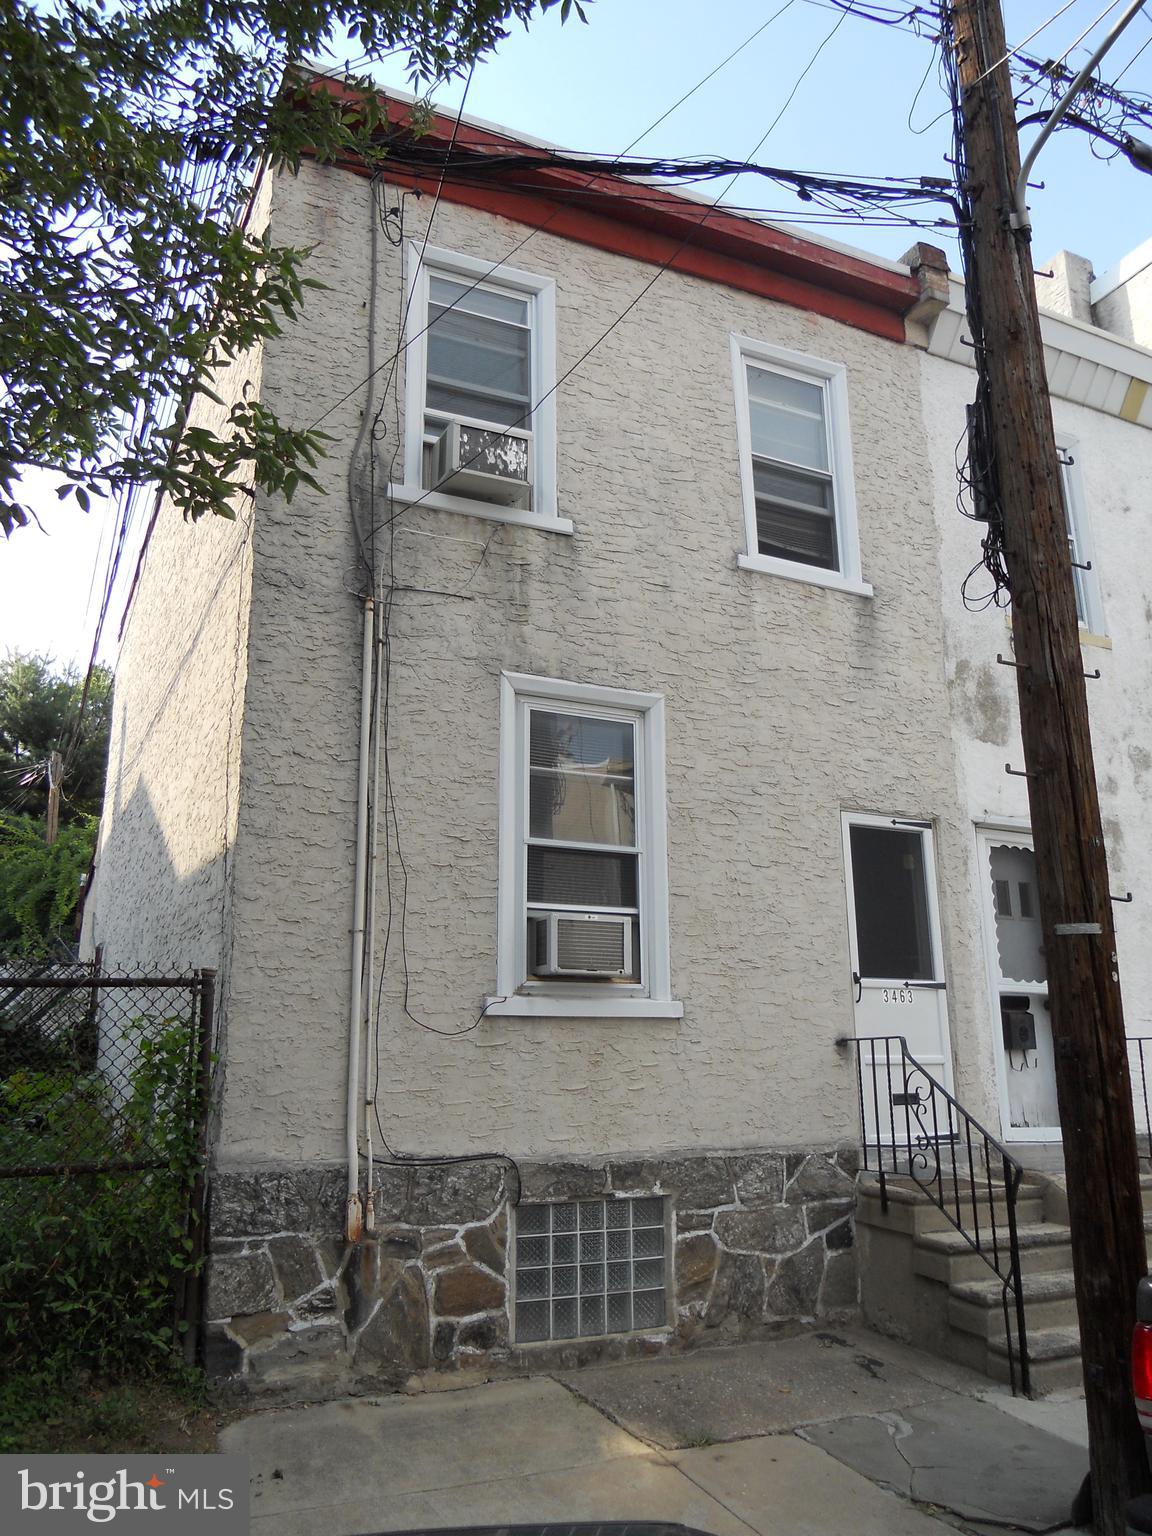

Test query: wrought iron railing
[1128,1039,1152,1161]
[850,1034,1031,1396]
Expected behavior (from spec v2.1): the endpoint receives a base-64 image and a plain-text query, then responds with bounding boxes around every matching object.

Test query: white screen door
[843,814,953,1156]
[979,829,1060,1141]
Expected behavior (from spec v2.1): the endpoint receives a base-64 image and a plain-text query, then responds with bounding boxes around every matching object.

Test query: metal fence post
[180,968,216,1366]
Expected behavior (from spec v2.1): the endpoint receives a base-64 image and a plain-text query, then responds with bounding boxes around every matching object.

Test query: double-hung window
[1056,439,1104,636]
[732,336,870,596]
[489,675,680,1019]
[399,245,563,530]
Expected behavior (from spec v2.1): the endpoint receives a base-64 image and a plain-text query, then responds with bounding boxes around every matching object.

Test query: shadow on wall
[86,777,230,980]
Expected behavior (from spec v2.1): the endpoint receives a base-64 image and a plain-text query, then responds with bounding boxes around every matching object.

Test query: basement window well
[513,1196,667,1342]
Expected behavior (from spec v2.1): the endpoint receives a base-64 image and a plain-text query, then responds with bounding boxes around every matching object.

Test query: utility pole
[950,0,1150,1527]
[45,749,63,847]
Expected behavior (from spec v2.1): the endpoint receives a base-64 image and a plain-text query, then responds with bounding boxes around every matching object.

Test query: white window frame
[1056,435,1105,638]
[488,673,681,1020]
[392,244,568,534]
[731,335,872,597]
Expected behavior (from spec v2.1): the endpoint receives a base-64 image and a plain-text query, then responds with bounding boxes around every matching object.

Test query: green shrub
[0,1016,205,1413]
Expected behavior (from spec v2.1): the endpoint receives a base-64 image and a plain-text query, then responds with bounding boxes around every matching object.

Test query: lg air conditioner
[532,911,633,978]
[432,421,531,508]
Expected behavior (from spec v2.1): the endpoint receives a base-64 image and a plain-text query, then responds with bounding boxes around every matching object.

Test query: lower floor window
[514,1196,667,1341]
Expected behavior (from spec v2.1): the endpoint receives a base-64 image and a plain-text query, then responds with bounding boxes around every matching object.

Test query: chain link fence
[0,961,215,1372]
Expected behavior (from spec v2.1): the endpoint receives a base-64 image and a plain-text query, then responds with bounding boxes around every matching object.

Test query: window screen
[747,364,838,571]
[525,708,640,981]
[850,826,934,981]
[426,276,532,430]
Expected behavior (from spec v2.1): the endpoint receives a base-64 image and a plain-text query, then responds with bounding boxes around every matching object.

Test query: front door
[843,814,953,1154]
[978,829,1060,1140]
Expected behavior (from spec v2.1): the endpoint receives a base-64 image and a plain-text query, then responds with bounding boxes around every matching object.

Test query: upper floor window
[487,674,681,1020]
[400,245,564,531]
[731,336,871,597]
[1056,440,1104,636]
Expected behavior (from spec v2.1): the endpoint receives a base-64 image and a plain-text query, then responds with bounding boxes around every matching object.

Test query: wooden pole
[45,749,62,846]
[950,0,1150,1526]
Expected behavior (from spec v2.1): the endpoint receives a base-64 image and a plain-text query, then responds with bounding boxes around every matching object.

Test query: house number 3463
[882,988,914,1005]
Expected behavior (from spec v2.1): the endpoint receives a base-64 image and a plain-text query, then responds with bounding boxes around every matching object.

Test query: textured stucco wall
[920,346,1152,1136]
[1035,251,1094,325]
[1093,259,1152,349]
[83,185,269,978]
[214,160,969,1169]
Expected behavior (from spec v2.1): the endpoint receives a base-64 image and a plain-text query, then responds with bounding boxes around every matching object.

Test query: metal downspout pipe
[346,594,375,1242]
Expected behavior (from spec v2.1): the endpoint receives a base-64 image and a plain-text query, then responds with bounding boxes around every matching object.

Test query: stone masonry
[206,1146,859,1387]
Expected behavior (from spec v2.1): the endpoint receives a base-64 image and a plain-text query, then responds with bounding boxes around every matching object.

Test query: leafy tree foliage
[1,0,586,536]
[0,812,98,958]
[0,653,112,822]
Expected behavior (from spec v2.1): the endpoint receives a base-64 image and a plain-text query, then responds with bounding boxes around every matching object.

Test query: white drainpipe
[346,594,375,1243]
[362,605,385,1232]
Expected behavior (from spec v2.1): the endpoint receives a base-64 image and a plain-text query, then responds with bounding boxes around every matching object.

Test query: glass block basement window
[514,1196,666,1342]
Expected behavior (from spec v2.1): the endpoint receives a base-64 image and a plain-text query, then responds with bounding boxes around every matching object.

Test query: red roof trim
[306,83,920,342]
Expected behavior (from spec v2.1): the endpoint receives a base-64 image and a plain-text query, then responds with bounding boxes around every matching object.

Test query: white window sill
[737,552,874,597]
[389,483,573,535]
[485,995,684,1020]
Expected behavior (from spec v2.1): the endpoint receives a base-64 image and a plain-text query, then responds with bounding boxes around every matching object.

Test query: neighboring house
[81,92,1152,1388]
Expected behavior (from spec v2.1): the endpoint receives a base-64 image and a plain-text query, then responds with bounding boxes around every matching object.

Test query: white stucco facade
[191,158,976,1170]
[82,122,1152,1375]
[919,280,1152,1149]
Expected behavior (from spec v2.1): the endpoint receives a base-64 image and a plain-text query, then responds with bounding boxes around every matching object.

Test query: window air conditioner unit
[533,911,633,978]
[432,421,531,508]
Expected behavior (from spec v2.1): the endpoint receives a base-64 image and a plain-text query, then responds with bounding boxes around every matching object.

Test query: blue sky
[4,0,1151,669]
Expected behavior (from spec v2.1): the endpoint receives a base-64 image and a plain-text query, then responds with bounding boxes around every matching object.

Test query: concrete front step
[949,1268,1078,1339]
[949,1320,1084,1394]
[859,1166,1152,1395]
[912,1215,1152,1286]
[989,1325,1085,1395]
[913,1221,1073,1284]
[857,1180,1045,1239]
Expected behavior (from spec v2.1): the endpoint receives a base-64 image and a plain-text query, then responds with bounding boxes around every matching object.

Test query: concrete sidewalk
[221,1326,1090,1536]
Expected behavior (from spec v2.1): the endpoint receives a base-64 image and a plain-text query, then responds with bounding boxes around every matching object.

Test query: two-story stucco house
[81,89,1152,1391]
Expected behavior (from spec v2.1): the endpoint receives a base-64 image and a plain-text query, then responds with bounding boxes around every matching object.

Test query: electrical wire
[970,0,1095,87]
[307,147,958,439]
[345,84,526,1201]
[305,0,825,440]
[1109,17,1152,87]
[935,0,1011,613]
[749,0,853,154]
[620,0,799,156]
[356,12,949,1142]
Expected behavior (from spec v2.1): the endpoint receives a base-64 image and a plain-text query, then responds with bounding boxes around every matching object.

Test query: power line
[971,0,1094,86]
[749,0,853,154]
[305,0,810,436]
[620,1,799,156]
[307,147,956,438]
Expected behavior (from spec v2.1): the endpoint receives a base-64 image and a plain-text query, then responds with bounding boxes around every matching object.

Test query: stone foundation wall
[205,1146,859,1388]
